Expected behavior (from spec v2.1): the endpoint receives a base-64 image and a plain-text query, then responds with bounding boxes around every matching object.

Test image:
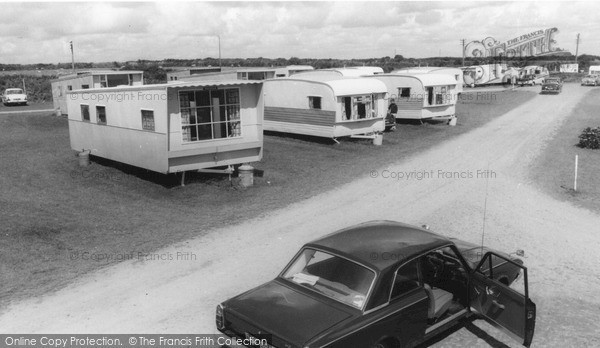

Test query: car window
[390,258,420,300]
[282,248,375,309]
[475,252,526,296]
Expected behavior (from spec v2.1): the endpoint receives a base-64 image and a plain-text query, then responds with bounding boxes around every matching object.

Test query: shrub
[0,75,55,102]
[578,127,600,149]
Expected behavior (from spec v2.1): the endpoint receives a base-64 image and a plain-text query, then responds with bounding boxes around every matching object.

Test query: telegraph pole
[217,35,222,69]
[575,33,580,63]
[70,41,75,72]
[461,39,466,66]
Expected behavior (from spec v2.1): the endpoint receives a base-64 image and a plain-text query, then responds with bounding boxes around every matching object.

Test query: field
[0,89,536,307]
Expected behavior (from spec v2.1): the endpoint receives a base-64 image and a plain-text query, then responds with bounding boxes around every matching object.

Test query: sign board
[560,64,579,73]
[464,28,570,58]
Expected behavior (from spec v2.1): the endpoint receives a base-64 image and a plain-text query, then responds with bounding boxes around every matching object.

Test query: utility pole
[461,39,466,66]
[70,41,75,72]
[575,33,580,63]
[217,35,222,69]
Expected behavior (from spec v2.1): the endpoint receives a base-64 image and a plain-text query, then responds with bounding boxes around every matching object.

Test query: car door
[470,251,536,347]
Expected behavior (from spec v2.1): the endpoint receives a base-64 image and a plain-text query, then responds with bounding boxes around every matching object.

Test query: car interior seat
[423,283,453,320]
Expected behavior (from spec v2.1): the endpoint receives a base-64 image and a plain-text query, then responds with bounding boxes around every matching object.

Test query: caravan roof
[53,70,143,82]
[326,78,387,96]
[70,79,262,93]
[387,73,458,86]
[282,75,387,96]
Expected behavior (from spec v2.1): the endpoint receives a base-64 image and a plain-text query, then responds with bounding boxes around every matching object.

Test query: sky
[1,1,600,64]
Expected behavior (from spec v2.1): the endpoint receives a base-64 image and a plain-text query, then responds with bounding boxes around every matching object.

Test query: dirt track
[2,84,599,347]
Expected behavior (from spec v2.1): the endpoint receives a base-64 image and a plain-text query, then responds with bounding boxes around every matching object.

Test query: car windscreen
[7,89,24,95]
[459,247,486,267]
[282,248,375,309]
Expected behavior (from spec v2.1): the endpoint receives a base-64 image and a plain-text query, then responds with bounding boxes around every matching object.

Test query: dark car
[541,78,562,94]
[216,221,536,348]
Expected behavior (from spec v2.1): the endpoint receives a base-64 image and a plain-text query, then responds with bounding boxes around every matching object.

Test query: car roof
[306,221,452,272]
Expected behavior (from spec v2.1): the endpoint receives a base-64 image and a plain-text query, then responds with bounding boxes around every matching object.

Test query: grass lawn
[530,87,600,212]
[0,89,535,307]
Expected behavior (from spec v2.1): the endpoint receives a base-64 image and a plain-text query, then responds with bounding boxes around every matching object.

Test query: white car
[581,75,600,86]
[2,88,28,106]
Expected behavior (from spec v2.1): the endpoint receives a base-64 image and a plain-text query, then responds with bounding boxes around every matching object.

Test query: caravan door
[470,252,536,347]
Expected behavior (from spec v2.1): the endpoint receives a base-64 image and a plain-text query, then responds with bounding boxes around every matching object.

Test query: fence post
[574,155,579,191]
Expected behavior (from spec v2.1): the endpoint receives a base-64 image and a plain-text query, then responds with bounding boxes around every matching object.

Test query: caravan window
[398,88,411,99]
[426,87,434,105]
[100,75,107,88]
[141,110,155,131]
[96,106,106,125]
[426,86,453,106]
[179,88,241,143]
[340,95,374,121]
[308,96,322,110]
[80,105,90,122]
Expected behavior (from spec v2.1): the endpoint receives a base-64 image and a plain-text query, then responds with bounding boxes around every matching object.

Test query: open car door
[470,252,536,347]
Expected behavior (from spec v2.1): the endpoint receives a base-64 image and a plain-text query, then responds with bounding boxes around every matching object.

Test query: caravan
[393,67,464,94]
[263,74,387,141]
[66,80,264,175]
[366,73,459,122]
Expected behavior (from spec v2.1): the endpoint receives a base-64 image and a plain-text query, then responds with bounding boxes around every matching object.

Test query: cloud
[0,1,599,64]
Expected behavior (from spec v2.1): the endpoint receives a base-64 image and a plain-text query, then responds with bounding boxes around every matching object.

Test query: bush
[578,127,600,149]
[0,75,55,102]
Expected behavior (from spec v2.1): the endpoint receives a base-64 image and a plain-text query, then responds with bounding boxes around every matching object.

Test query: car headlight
[216,304,225,330]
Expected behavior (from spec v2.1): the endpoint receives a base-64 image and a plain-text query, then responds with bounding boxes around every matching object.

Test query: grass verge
[0,90,535,308]
[529,88,600,212]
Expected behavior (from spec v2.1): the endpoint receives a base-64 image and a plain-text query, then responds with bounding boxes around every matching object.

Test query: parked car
[541,77,563,94]
[581,74,600,86]
[2,88,28,106]
[216,221,536,348]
